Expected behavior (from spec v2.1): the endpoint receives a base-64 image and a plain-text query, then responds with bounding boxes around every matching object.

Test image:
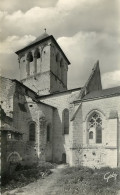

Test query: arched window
[26,52,33,62]
[34,48,40,59]
[88,112,102,144]
[29,123,35,141]
[47,124,51,142]
[60,59,63,67]
[60,59,64,80]
[56,53,61,78]
[62,109,69,134]
[56,53,59,62]
[34,48,40,74]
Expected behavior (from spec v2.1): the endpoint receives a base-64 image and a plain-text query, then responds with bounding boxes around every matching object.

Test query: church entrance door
[62,153,66,163]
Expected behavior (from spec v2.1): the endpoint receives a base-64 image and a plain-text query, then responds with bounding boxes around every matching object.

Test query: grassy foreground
[56,166,120,195]
[1,164,120,195]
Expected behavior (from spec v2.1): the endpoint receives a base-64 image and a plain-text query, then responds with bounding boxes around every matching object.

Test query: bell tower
[16,32,70,95]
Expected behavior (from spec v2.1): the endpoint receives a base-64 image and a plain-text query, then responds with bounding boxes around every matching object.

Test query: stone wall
[50,42,68,92]
[18,39,69,95]
[71,95,120,168]
[20,39,51,94]
[39,89,81,163]
[1,78,55,175]
[12,84,54,163]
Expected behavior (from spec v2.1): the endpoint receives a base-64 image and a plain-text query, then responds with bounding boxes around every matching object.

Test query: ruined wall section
[0,77,15,119]
[1,78,55,175]
[12,82,54,163]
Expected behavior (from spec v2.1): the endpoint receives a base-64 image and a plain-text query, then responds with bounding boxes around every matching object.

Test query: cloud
[0,0,120,89]
[1,30,119,89]
[0,0,58,12]
[57,32,120,88]
[0,7,59,40]
[0,0,119,40]
[0,35,35,79]
[102,71,120,89]
[0,35,35,54]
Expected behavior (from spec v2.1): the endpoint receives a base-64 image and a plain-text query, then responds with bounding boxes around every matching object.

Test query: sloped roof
[38,87,82,99]
[12,79,56,109]
[70,103,82,121]
[0,123,23,134]
[15,33,70,65]
[83,86,120,101]
[27,32,49,47]
[79,60,102,99]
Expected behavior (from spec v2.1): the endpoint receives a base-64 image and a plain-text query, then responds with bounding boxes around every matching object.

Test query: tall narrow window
[29,123,35,141]
[26,52,33,76]
[60,59,64,80]
[56,53,61,78]
[89,131,93,139]
[47,124,51,142]
[96,125,102,143]
[63,109,69,134]
[34,48,40,59]
[88,112,102,144]
[34,48,40,74]
[56,53,59,62]
[27,52,33,62]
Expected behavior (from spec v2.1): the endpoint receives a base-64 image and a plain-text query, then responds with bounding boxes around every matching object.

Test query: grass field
[56,166,120,195]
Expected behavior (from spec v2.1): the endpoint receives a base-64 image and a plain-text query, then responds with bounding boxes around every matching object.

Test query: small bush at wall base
[1,162,54,193]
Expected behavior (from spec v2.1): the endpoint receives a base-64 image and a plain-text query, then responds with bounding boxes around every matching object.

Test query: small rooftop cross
[44,28,46,33]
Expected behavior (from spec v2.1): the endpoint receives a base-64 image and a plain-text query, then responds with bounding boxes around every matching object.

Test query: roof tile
[83,86,120,100]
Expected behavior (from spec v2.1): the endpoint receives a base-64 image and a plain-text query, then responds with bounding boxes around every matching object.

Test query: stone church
[0,32,120,175]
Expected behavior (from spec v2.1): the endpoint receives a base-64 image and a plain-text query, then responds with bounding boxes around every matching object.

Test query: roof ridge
[82,85,120,101]
[26,32,50,47]
[38,87,82,98]
[15,35,70,65]
[102,85,120,91]
[0,75,12,80]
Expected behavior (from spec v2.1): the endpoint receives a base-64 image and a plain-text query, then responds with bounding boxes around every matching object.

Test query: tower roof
[27,32,49,47]
[15,33,70,65]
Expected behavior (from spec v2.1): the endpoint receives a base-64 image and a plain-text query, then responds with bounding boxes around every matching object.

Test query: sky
[0,0,120,89]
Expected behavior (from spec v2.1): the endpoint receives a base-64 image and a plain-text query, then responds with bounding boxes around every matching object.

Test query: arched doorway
[7,152,22,175]
[62,153,66,163]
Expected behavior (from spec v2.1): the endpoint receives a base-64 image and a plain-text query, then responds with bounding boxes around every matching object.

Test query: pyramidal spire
[79,60,102,99]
